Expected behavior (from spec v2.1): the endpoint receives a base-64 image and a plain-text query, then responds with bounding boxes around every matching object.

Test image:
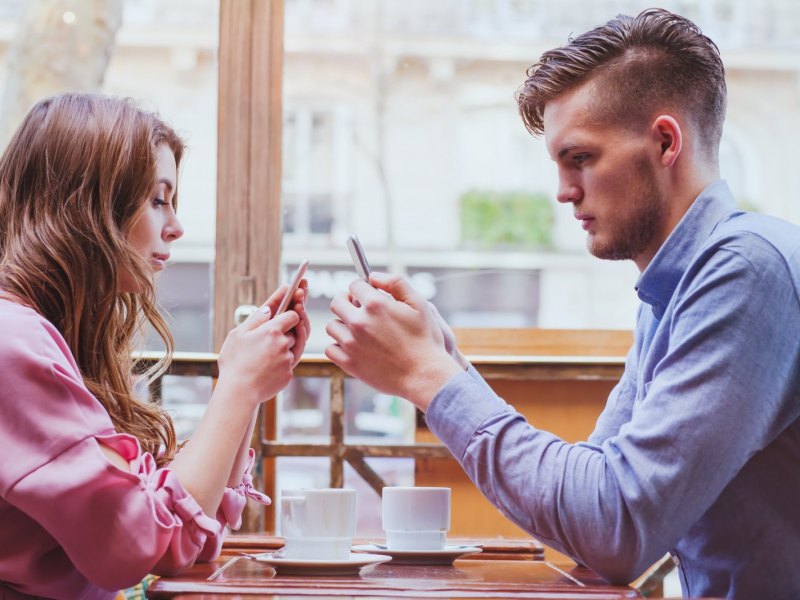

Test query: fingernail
[259,305,271,316]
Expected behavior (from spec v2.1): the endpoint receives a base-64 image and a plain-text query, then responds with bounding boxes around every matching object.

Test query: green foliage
[736,197,760,213]
[460,189,553,249]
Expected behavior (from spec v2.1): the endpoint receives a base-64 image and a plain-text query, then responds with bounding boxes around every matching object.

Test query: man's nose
[556,182,582,204]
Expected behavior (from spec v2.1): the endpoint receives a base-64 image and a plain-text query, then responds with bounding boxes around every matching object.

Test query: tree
[0,0,123,146]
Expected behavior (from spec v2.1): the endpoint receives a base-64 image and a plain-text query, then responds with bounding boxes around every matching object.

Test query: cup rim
[282,487,357,495]
[382,486,450,492]
[284,535,353,542]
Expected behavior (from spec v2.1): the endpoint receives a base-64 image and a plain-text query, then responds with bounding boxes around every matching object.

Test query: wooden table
[219,535,546,562]
[147,537,639,599]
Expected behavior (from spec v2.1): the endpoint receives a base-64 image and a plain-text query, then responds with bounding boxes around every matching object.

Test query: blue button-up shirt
[427,181,800,599]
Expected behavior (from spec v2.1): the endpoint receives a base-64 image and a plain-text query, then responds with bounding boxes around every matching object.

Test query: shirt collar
[635,180,737,318]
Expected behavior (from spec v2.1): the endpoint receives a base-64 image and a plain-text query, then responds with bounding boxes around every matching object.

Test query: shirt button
[671,553,681,567]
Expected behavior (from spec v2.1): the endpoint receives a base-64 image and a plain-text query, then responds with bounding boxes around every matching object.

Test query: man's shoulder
[703,211,800,272]
[713,211,800,253]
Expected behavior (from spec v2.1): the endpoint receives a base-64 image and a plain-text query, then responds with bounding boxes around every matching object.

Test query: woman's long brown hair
[0,93,185,467]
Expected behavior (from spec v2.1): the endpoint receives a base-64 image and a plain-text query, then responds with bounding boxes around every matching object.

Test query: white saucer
[247,551,390,576]
[352,543,482,565]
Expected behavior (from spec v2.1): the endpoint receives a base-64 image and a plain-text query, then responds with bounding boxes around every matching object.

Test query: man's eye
[573,154,589,165]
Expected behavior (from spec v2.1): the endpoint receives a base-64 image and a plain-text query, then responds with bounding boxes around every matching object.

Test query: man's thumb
[369,272,421,307]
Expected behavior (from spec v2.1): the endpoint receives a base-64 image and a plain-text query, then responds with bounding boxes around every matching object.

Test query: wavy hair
[517,8,727,160]
[0,93,184,467]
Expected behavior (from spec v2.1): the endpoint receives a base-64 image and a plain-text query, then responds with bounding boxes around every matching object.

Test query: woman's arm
[227,410,258,487]
[173,282,311,514]
[227,283,310,488]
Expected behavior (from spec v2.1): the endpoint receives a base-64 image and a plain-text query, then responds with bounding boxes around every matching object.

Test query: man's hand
[325,272,465,411]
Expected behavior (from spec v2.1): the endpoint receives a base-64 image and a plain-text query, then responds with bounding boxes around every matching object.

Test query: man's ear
[652,115,682,167]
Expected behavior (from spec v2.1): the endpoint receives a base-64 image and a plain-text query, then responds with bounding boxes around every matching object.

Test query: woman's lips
[152,254,169,269]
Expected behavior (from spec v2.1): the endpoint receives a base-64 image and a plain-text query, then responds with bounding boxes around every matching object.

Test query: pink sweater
[0,299,269,598]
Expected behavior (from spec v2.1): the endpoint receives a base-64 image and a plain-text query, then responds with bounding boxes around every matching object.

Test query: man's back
[592,181,800,597]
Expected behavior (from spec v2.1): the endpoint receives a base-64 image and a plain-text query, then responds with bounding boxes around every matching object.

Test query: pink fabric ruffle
[220,448,272,530]
[97,433,222,543]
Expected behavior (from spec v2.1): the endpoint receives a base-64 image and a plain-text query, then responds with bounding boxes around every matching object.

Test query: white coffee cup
[281,488,357,560]
[382,486,450,551]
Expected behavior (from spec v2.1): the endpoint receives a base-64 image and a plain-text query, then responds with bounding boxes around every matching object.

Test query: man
[326,8,800,599]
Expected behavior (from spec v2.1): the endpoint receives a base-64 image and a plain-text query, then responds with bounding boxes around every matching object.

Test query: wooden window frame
[215,0,284,531]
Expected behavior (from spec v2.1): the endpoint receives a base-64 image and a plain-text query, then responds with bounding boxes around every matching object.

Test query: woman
[0,93,309,598]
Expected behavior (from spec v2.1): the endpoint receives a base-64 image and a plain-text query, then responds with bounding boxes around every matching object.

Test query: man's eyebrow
[158,177,174,192]
[557,145,580,159]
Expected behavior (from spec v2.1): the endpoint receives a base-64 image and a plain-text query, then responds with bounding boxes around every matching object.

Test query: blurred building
[2,0,798,351]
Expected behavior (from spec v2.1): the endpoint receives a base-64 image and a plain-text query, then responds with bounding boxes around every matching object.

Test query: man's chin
[587,239,632,262]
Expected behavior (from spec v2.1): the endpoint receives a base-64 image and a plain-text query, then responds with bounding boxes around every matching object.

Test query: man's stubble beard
[587,154,666,262]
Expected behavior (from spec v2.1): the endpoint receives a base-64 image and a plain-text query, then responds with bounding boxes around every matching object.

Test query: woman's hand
[217,282,308,408]
[171,282,310,516]
[288,279,311,367]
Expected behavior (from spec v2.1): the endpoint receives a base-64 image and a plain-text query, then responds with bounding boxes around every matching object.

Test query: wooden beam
[216,0,283,346]
[329,373,345,488]
[216,0,284,533]
[140,351,626,383]
[454,328,633,357]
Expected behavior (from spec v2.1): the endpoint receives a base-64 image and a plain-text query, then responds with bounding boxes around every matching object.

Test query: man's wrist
[404,354,465,412]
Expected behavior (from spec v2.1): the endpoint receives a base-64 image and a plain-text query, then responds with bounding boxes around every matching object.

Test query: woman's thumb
[240,303,271,330]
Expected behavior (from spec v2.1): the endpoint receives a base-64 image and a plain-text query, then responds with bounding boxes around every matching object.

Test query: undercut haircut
[516,8,727,157]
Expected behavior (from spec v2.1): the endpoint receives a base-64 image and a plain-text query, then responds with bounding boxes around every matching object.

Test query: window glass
[280,0,800,530]
[282,0,800,347]
[0,0,218,439]
[103,0,219,354]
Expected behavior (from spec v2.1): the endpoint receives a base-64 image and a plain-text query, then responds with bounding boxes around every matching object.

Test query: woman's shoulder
[0,296,52,329]
[0,298,79,375]
[0,298,114,492]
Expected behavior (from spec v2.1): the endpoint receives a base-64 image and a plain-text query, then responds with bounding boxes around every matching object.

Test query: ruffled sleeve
[0,303,268,590]
[197,448,272,561]
[5,431,226,590]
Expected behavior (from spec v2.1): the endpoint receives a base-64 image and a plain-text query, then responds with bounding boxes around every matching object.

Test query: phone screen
[347,235,371,280]
[274,259,309,316]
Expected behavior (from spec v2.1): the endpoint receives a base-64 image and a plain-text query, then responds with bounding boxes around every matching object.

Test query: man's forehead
[543,87,596,155]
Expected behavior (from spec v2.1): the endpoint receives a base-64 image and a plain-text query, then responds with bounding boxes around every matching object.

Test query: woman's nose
[164,215,184,242]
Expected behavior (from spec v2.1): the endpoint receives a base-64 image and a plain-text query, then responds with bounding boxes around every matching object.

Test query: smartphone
[274,259,309,316]
[346,234,371,281]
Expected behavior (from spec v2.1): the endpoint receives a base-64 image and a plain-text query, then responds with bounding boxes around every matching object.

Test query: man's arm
[428,242,800,582]
[327,246,800,582]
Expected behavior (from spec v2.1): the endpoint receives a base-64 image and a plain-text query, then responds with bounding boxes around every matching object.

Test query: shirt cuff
[426,368,510,461]
[219,448,272,531]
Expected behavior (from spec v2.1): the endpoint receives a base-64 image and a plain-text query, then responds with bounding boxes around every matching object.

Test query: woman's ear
[651,115,682,167]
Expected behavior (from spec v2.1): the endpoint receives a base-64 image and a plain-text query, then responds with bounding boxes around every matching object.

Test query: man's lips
[575,213,594,231]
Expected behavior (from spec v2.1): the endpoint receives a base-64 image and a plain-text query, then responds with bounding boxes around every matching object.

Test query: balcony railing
[139,350,625,495]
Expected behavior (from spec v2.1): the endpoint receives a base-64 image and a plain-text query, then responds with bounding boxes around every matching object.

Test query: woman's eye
[153,197,167,208]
